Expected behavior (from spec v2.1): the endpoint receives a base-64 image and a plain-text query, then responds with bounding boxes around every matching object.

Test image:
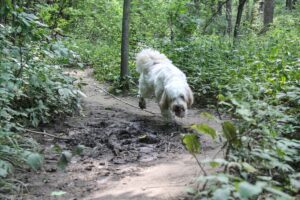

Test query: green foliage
[182,134,201,154]
[191,123,217,140]
[57,150,72,170]
[58,1,299,198]
[0,1,82,194]
[51,191,67,196]
[1,0,298,198]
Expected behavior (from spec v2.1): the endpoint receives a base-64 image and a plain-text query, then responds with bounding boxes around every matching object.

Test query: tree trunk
[120,0,131,89]
[263,0,274,28]
[0,0,5,24]
[217,1,223,15]
[286,0,293,9]
[234,0,247,38]
[226,0,232,35]
[194,0,200,16]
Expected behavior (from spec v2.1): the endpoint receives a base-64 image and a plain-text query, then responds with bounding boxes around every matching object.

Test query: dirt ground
[15,69,224,200]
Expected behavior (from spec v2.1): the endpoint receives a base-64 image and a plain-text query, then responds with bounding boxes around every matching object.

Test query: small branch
[93,85,159,115]
[212,141,228,160]
[202,0,230,34]
[216,102,223,120]
[193,154,207,176]
[16,45,23,77]
[201,180,209,191]
[24,129,72,140]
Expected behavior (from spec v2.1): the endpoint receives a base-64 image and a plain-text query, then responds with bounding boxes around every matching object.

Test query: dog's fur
[136,49,194,119]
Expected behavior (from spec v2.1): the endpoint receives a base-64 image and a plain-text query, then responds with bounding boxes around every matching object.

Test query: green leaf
[73,144,85,155]
[0,160,13,177]
[213,187,231,200]
[242,162,257,173]
[25,153,43,170]
[182,134,201,154]
[209,161,221,168]
[191,124,217,140]
[222,121,240,146]
[57,151,72,170]
[200,112,216,120]
[238,182,262,199]
[264,187,293,199]
[51,191,67,196]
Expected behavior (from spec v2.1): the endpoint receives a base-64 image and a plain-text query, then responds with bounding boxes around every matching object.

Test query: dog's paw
[139,97,146,109]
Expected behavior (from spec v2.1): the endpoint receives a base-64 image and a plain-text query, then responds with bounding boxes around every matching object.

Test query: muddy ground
[13,69,224,200]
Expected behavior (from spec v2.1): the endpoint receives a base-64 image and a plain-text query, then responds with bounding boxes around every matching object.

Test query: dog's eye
[180,95,185,100]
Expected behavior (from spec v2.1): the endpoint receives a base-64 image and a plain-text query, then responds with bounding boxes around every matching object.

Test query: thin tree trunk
[120,0,131,89]
[234,0,247,38]
[263,0,274,28]
[194,0,200,16]
[286,0,293,9]
[249,0,260,26]
[217,1,223,15]
[226,0,232,35]
[202,0,230,33]
[0,0,4,24]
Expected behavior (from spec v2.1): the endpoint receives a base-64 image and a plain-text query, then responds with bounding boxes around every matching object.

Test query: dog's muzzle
[173,105,185,118]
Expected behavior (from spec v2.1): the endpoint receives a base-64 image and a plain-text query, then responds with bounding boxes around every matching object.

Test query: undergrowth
[181,13,300,199]
[0,4,82,195]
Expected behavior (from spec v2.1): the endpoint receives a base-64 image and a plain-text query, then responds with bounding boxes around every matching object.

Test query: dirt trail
[18,69,223,200]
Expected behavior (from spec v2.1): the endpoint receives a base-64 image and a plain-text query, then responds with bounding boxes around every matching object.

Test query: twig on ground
[93,85,159,115]
[24,129,72,140]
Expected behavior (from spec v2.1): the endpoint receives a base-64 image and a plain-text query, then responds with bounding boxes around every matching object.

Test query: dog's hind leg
[138,96,146,109]
[138,76,152,109]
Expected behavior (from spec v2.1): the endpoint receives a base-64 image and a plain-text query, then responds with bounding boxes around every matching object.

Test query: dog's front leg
[138,95,146,109]
[138,77,149,109]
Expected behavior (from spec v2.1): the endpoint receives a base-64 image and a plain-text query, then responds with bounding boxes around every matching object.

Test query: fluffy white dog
[136,49,194,120]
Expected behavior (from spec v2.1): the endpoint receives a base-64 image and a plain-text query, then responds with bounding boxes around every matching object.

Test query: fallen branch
[93,85,159,115]
[24,129,72,140]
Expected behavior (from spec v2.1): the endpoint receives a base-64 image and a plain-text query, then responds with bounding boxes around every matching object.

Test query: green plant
[0,3,82,194]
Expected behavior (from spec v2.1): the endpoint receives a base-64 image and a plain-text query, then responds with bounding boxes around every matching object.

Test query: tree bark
[217,1,223,15]
[286,0,293,9]
[194,0,200,16]
[234,0,247,38]
[263,0,274,28]
[120,0,131,88]
[226,0,232,35]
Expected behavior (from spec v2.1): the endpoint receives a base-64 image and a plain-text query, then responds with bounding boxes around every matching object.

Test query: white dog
[136,49,194,120]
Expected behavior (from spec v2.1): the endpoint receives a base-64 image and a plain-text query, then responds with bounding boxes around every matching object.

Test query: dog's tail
[136,49,171,73]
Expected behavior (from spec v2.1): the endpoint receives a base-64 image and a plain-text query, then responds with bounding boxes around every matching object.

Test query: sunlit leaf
[51,191,67,196]
[182,134,201,154]
[191,124,217,139]
[222,121,241,147]
[200,112,216,120]
[242,162,257,173]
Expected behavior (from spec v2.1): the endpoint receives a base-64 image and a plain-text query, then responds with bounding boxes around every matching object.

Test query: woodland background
[0,0,299,199]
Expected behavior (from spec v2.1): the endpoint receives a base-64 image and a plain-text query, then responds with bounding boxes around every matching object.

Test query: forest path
[20,69,223,200]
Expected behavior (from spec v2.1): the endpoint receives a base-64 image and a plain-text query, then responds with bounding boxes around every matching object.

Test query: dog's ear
[159,91,169,110]
[186,86,194,108]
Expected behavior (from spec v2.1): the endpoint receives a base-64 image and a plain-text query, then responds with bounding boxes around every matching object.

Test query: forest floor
[17,69,224,200]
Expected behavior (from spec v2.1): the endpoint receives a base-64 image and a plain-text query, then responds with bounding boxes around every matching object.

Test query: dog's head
[159,84,194,118]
